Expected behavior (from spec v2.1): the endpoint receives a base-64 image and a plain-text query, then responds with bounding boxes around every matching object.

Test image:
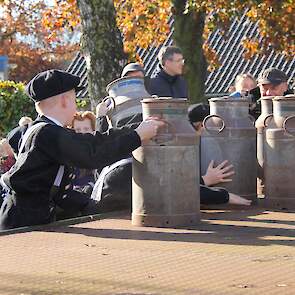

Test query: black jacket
[149,69,188,99]
[7,124,28,155]
[0,115,141,229]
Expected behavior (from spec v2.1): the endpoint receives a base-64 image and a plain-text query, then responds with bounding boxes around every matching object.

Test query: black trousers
[200,185,229,204]
[0,193,55,230]
[0,189,92,230]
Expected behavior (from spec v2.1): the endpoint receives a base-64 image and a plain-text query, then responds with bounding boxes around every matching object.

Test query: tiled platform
[0,208,294,295]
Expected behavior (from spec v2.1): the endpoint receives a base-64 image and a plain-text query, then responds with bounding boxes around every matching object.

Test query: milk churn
[200,97,257,202]
[132,98,200,227]
[105,76,150,127]
[264,95,295,209]
[255,96,273,196]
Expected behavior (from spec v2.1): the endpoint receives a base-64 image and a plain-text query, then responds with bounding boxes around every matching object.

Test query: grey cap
[121,62,145,77]
[258,68,288,85]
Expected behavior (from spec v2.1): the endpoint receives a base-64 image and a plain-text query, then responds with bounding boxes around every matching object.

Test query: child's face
[73,118,93,134]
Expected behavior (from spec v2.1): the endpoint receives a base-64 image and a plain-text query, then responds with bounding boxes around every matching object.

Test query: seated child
[70,111,97,194]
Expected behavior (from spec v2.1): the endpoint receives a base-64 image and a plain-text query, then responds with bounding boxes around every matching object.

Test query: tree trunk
[172,0,207,103]
[77,0,127,109]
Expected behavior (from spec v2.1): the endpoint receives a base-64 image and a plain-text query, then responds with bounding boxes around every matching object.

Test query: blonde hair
[71,111,96,131]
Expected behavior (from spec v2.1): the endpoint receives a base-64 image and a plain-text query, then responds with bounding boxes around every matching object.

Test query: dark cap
[258,68,288,85]
[188,103,210,123]
[25,69,85,102]
[121,63,145,78]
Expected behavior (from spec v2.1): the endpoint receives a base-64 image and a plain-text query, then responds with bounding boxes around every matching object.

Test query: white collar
[44,115,63,127]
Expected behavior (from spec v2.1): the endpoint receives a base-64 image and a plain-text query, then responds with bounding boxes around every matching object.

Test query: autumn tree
[114,0,294,102]
[43,0,127,108]
[42,0,294,103]
[0,0,78,82]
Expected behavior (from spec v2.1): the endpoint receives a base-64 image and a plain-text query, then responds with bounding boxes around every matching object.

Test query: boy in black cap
[0,69,164,230]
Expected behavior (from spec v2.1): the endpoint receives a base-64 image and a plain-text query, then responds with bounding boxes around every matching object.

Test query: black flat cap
[188,103,210,123]
[121,63,145,77]
[25,69,85,102]
[258,68,288,85]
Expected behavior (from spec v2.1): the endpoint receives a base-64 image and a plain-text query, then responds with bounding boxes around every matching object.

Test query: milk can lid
[106,76,144,93]
[209,96,249,103]
[273,95,295,101]
[260,96,275,100]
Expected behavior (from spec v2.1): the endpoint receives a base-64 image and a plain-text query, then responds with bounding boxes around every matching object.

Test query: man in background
[249,68,292,118]
[149,46,188,98]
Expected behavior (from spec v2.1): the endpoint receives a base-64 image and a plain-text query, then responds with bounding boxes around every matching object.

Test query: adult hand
[96,101,109,117]
[202,160,234,186]
[228,193,252,206]
[135,117,166,143]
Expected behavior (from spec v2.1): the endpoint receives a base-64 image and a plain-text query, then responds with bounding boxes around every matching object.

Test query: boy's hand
[135,117,166,143]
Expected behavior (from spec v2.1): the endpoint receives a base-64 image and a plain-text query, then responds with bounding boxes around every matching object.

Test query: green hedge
[0,81,36,137]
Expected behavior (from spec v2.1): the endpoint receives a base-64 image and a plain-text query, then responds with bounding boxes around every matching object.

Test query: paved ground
[0,207,294,295]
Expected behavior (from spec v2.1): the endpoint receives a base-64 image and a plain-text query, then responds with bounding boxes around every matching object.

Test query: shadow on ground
[44,207,295,248]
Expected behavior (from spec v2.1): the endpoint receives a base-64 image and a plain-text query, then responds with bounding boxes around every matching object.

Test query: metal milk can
[200,97,257,202]
[105,77,150,127]
[264,95,295,209]
[255,96,273,196]
[132,98,200,227]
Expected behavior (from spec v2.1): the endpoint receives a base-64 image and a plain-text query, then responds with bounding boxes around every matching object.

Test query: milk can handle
[283,115,295,136]
[263,114,273,127]
[203,115,225,133]
[102,96,116,115]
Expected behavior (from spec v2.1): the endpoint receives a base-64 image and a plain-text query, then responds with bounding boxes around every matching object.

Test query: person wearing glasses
[149,46,188,99]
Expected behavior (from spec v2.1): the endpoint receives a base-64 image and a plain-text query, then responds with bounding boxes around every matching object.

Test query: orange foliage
[245,1,294,57]
[113,0,294,67]
[0,0,78,82]
[5,0,292,78]
[113,0,171,60]
[42,0,81,43]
